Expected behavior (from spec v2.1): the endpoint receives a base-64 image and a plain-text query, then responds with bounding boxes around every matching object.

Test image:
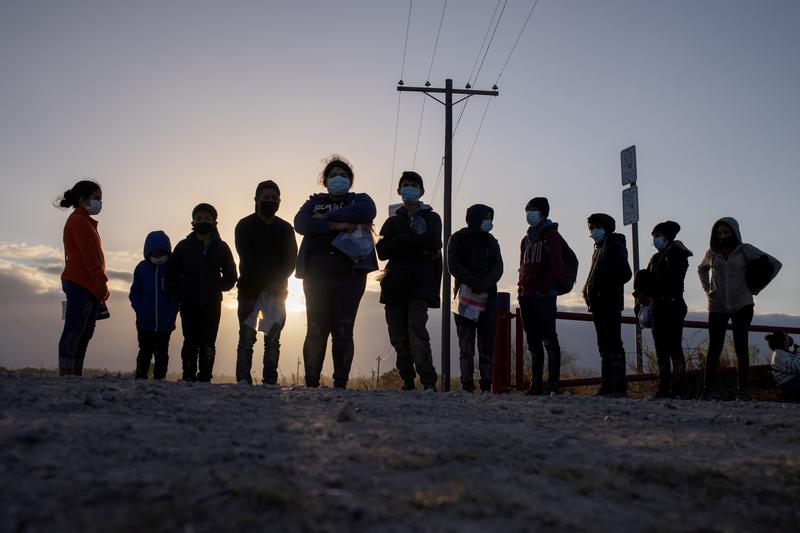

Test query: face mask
[718,235,736,247]
[653,236,667,251]
[526,210,542,226]
[193,221,214,236]
[326,176,351,196]
[149,255,168,265]
[590,228,606,242]
[259,200,279,218]
[480,220,493,233]
[85,199,102,215]
[400,185,421,203]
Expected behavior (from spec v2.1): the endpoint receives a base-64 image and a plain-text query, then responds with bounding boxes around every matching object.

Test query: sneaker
[525,385,544,396]
[423,384,438,393]
[400,382,416,391]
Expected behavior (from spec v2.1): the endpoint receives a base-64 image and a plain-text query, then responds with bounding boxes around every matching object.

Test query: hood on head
[710,217,741,249]
[587,213,616,233]
[671,240,694,257]
[143,230,172,259]
[466,204,493,229]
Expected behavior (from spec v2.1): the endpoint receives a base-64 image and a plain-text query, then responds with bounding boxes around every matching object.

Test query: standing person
[448,205,504,393]
[697,217,781,400]
[234,180,298,385]
[129,230,179,380]
[634,221,692,398]
[294,156,377,389]
[518,197,565,395]
[56,180,109,376]
[376,171,442,391]
[170,203,237,382]
[583,213,632,397]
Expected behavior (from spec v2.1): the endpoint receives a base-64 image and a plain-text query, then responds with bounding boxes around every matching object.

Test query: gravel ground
[1,373,798,532]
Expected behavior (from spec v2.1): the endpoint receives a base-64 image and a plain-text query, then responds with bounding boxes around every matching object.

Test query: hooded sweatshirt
[62,207,109,302]
[169,230,237,310]
[447,204,504,295]
[697,217,782,313]
[129,231,179,332]
[771,348,800,387]
[582,214,632,311]
[643,240,693,301]
[376,202,443,307]
[518,219,565,297]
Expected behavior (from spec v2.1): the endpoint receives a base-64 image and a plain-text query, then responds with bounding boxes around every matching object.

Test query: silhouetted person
[698,217,781,400]
[766,332,800,401]
[294,156,377,389]
[448,205,503,393]
[56,180,109,376]
[376,171,441,391]
[519,197,565,396]
[583,213,632,397]
[234,180,297,385]
[634,221,692,398]
[129,231,178,380]
[170,203,237,382]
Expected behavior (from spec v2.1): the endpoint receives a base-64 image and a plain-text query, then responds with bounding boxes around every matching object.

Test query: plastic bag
[451,284,488,322]
[332,225,375,263]
[637,304,653,329]
[245,291,287,334]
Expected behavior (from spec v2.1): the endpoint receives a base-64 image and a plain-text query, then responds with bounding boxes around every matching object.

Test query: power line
[454,98,492,199]
[494,0,541,84]
[391,0,414,201]
[473,0,508,86]
[399,0,413,81]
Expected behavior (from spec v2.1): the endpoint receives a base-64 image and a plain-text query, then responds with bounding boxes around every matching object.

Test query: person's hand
[267,281,286,297]
[331,222,358,232]
[313,213,328,220]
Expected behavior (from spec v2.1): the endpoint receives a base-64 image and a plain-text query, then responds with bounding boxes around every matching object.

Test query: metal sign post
[621,145,643,374]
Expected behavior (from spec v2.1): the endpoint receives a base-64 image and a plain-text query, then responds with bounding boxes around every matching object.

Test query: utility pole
[295,357,301,386]
[397,78,499,391]
[375,354,382,390]
[621,145,643,373]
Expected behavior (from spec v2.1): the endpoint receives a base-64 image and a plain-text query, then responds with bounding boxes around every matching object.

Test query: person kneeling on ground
[766,331,800,401]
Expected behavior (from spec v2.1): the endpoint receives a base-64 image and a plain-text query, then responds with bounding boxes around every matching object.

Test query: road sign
[622,185,639,226]
[621,145,637,185]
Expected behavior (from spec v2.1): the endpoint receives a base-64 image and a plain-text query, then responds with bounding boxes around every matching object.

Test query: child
[170,203,238,382]
[129,230,179,379]
[766,331,800,400]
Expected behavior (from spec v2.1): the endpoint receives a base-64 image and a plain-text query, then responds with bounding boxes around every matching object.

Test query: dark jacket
[447,204,503,295]
[170,231,237,309]
[294,192,378,278]
[235,213,297,300]
[518,219,565,296]
[376,203,443,307]
[129,231,179,332]
[582,214,632,311]
[637,241,693,302]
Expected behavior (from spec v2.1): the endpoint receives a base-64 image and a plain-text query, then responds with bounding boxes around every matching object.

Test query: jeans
[385,300,438,388]
[135,329,172,379]
[58,280,99,375]
[704,304,754,391]
[302,270,367,388]
[180,303,221,382]
[591,304,627,395]
[520,293,561,392]
[651,299,687,396]
[454,293,498,391]
[236,298,285,384]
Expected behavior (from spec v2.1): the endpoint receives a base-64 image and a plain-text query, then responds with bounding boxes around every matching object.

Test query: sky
[1,0,799,379]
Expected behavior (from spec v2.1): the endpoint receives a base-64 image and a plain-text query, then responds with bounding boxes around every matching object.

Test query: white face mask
[149,255,168,265]
[85,199,102,215]
[526,210,542,226]
[480,219,493,233]
[653,236,667,251]
[590,228,605,242]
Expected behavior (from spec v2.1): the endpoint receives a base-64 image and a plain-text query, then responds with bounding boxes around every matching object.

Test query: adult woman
[698,217,781,400]
[294,156,377,389]
[57,180,109,376]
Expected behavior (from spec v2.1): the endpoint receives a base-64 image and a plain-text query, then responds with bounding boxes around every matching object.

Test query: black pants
[591,305,627,395]
[236,298,285,385]
[385,300,438,388]
[652,299,687,396]
[454,293,498,392]
[135,329,172,380]
[302,270,367,388]
[704,304,754,391]
[180,303,221,382]
[520,293,561,392]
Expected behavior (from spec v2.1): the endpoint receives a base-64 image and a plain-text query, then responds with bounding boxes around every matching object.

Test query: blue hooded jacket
[129,230,179,332]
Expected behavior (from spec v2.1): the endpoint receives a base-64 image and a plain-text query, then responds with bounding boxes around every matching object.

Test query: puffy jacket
[129,231,179,332]
[639,240,693,302]
[376,203,443,307]
[697,217,782,313]
[62,208,109,302]
[518,220,565,297]
[169,231,237,309]
[294,192,378,279]
[582,214,632,311]
[447,204,503,295]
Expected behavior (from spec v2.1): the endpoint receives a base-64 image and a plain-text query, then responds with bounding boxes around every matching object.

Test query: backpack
[544,229,579,296]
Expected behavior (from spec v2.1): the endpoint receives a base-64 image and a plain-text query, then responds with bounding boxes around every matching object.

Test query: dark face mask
[193,221,215,236]
[717,235,737,248]
[259,200,279,218]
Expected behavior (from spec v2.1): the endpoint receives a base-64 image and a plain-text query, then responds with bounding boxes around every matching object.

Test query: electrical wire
[390,0,414,201]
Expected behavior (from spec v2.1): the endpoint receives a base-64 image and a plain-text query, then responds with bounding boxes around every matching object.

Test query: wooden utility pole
[397,79,499,391]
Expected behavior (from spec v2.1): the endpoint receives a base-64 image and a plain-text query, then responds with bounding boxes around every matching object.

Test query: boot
[611,354,628,398]
[671,356,686,399]
[596,356,613,396]
[655,360,671,398]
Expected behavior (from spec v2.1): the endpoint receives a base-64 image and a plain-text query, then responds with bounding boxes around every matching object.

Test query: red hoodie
[62,208,109,302]
[518,222,565,296]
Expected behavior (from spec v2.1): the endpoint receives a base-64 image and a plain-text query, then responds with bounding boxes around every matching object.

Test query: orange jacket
[62,208,109,302]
